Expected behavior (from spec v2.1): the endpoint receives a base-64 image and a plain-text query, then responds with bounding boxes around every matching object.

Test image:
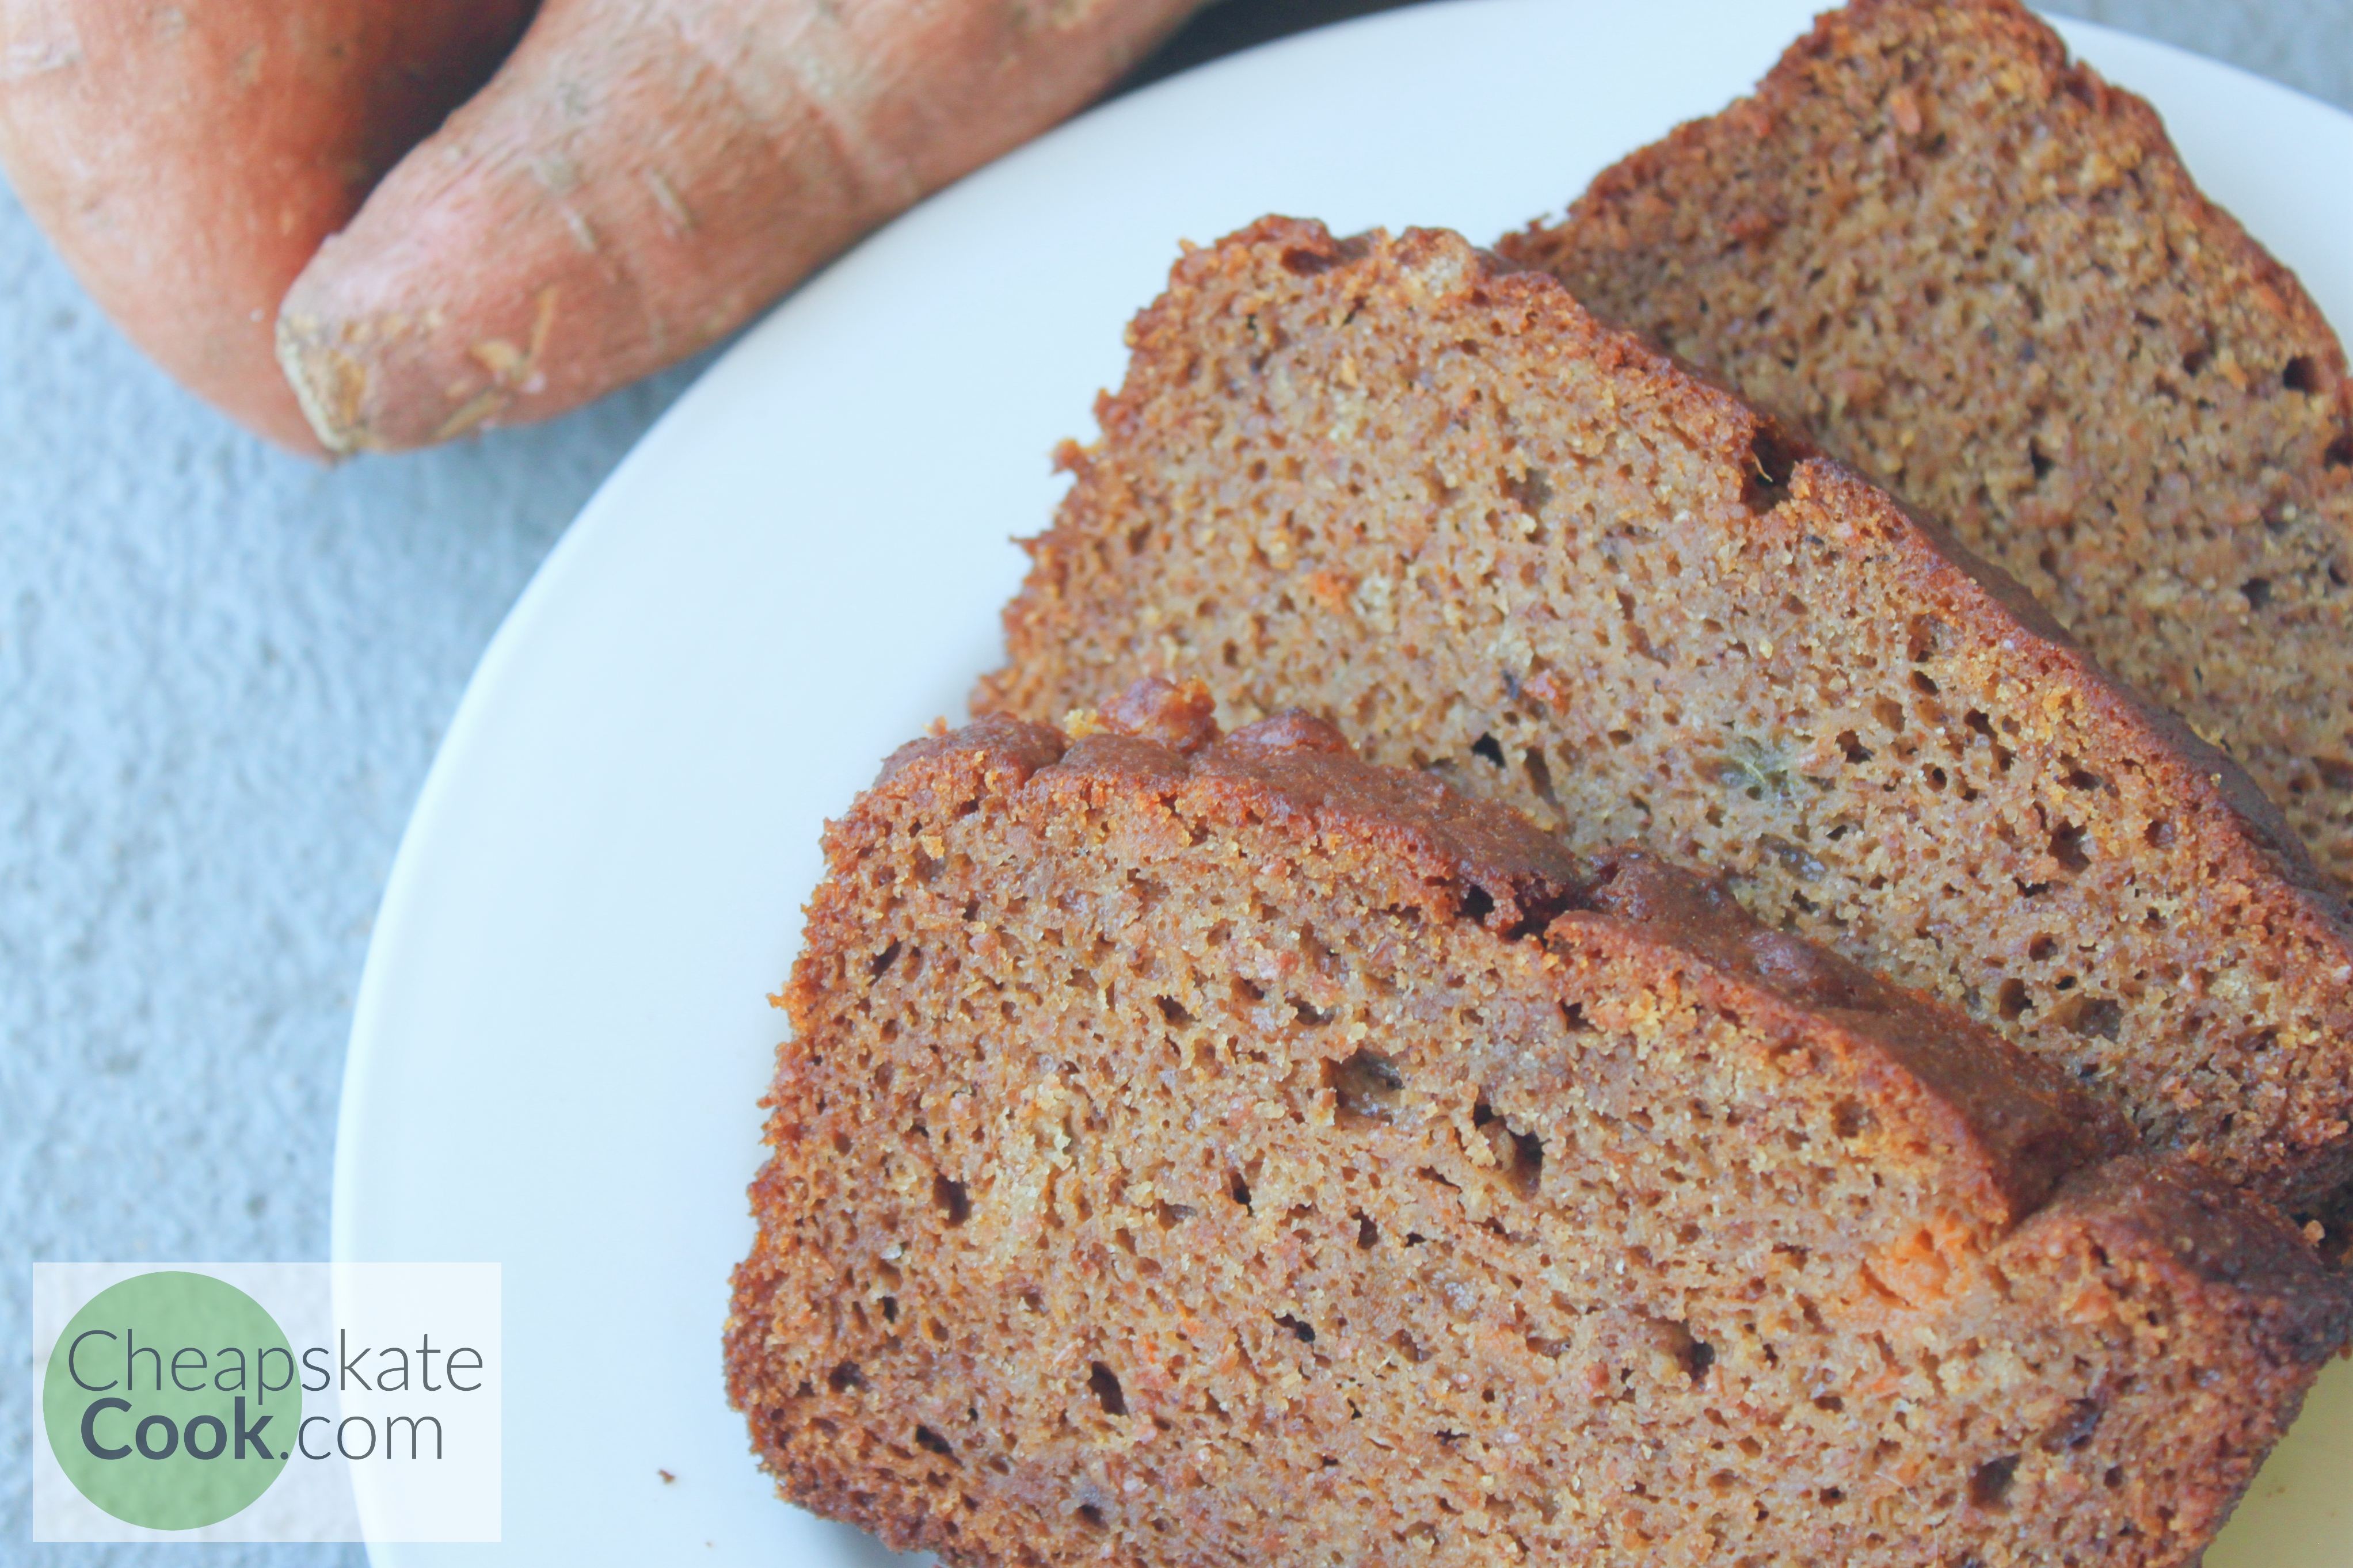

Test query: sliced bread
[727,685,2347,1567]
[975,217,2353,1204]
[1501,0,2353,882]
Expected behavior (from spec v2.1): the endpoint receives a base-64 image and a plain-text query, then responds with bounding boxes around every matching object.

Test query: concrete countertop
[5,2,2346,1563]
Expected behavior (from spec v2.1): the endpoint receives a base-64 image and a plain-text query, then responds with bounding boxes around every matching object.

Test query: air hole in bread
[1504,465,1552,518]
[1742,427,1799,513]
[2048,995,2124,1041]
[1524,747,1560,814]
[1903,615,1947,664]
[1331,1048,1404,1126]
[2042,1397,2104,1452]
[1996,979,2031,1021]
[1087,1363,1126,1417]
[1970,1455,2021,1510]
[2047,824,2090,873]
[1509,1129,1545,1195]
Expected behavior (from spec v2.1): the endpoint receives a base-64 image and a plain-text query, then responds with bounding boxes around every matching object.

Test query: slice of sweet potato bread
[1501,0,2353,883]
[976,218,2353,1204]
[727,689,2347,1568]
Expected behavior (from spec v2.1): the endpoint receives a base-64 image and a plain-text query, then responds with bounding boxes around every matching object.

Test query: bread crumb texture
[1503,0,2353,886]
[977,216,2353,1205]
[726,695,2347,1568]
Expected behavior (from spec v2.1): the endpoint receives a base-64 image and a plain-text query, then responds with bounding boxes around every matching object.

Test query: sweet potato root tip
[275,317,368,456]
[279,283,562,454]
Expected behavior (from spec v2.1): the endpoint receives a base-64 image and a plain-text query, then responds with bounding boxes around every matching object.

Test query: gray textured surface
[1,189,714,1566]
[3,1,2345,1562]
[2046,0,2353,110]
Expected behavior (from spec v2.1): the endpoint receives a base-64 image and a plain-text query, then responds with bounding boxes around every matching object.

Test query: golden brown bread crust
[976,215,2353,1204]
[2037,1156,2353,1371]
[1502,0,2353,887]
[1571,851,2121,1227]
[728,692,2349,1568]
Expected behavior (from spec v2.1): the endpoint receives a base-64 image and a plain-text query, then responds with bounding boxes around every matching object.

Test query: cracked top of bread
[977,215,2353,1203]
[729,682,2349,1568]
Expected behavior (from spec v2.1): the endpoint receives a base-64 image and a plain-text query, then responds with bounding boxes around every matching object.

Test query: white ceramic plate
[334,2,2353,1562]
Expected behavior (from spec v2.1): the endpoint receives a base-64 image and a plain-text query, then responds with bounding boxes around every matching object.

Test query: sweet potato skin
[275,0,1210,453]
[0,0,534,453]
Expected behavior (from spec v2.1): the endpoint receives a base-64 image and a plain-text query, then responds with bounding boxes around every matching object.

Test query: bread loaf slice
[975,217,2353,1204]
[727,684,2347,1568]
[1500,0,2353,883]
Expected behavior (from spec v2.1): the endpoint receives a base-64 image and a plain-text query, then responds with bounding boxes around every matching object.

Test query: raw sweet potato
[275,0,1209,454]
[0,0,534,452]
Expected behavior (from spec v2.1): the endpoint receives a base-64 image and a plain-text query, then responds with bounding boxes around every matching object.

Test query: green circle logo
[42,1272,298,1529]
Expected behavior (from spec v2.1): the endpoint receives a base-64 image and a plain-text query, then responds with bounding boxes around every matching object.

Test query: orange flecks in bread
[1506,0,2353,892]
[726,693,2347,1568]
[976,213,2353,1208]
